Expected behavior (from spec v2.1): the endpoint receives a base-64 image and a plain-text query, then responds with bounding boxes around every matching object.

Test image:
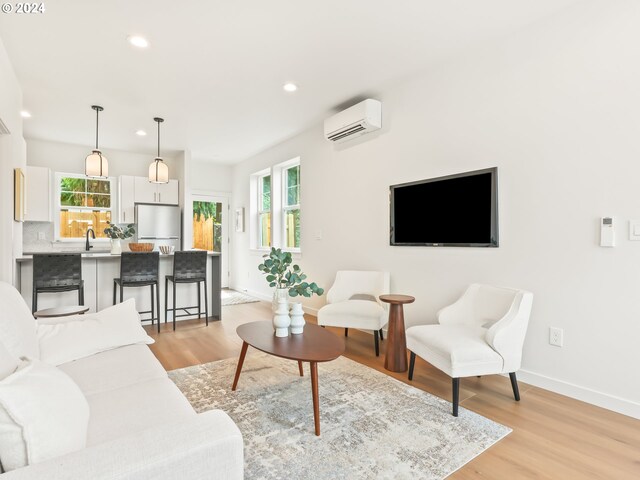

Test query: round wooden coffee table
[33,305,90,319]
[232,321,345,436]
[379,294,415,373]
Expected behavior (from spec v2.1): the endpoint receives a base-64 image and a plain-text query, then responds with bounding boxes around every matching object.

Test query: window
[258,173,271,248]
[250,158,300,252]
[56,174,114,240]
[283,164,300,250]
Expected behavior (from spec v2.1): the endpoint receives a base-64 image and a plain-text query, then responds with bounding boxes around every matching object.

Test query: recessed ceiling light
[136,130,147,136]
[283,83,298,92]
[127,35,149,48]
[20,110,31,118]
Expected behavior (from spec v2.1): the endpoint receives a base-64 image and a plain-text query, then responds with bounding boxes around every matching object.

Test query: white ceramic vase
[273,297,291,337]
[290,302,305,335]
[110,238,122,255]
[272,287,289,312]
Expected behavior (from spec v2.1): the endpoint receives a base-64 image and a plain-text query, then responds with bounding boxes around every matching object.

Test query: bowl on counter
[128,242,154,252]
[159,245,175,255]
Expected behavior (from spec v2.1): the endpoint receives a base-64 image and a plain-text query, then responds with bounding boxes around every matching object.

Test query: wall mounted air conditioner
[324,99,382,143]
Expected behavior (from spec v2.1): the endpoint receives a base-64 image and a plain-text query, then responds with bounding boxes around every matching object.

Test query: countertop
[16,251,220,262]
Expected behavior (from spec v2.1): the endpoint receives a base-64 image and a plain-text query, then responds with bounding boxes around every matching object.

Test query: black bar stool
[32,253,84,313]
[113,252,160,333]
[165,251,208,331]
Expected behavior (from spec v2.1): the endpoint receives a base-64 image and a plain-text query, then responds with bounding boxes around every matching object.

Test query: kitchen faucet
[85,228,95,251]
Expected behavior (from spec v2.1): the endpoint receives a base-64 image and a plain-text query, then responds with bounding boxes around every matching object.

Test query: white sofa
[0,282,243,479]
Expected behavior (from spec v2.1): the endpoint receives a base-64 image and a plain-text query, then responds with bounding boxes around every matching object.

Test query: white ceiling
[0,0,578,164]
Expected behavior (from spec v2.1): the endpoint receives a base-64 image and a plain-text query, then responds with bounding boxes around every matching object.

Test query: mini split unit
[324,99,382,143]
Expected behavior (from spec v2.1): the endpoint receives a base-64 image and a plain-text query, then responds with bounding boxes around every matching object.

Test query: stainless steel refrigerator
[134,204,181,250]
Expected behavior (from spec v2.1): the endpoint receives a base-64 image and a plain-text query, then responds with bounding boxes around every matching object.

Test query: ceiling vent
[324,99,381,143]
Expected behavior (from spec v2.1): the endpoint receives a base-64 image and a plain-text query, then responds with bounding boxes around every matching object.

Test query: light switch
[630,221,640,241]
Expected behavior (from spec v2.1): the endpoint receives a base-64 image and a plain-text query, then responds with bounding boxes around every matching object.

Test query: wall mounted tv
[390,167,498,247]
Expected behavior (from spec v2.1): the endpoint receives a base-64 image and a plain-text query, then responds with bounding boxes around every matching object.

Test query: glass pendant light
[85,105,108,177]
[149,117,169,184]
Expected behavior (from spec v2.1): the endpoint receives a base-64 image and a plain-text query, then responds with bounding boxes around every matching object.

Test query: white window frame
[54,172,115,242]
[281,161,300,252]
[250,157,301,253]
[257,171,272,250]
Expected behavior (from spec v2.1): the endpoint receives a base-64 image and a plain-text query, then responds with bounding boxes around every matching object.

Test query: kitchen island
[16,252,222,323]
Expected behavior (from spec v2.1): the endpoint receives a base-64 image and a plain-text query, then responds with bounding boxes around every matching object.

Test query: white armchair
[317,271,390,356]
[406,284,533,416]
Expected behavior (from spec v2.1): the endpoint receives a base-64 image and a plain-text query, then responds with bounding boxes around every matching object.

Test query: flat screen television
[390,167,498,247]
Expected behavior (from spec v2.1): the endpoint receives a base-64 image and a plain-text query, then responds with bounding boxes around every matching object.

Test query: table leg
[232,341,249,391]
[310,361,320,436]
[298,361,304,377]
[385,304,408,372]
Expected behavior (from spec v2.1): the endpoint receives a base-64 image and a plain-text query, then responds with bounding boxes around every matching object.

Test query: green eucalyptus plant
[104,222,135,240]
[257,247,324,298]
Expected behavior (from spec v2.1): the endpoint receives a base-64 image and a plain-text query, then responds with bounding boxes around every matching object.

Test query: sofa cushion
[58,345,167,397]
[0,343,18,381]
[0,282,38,360]
[0,359,89,471]
[86,378,195,446]
[406,324,504,378]
[37,299,154,366]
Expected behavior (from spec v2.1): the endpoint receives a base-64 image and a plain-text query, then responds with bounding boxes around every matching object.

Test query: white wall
[190,160,233,193]
[230,0,640,417]
[0,36,25,285]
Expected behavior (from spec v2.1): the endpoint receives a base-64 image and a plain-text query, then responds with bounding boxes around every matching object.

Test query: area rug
[169,352,511,480]
[221,289,260,306]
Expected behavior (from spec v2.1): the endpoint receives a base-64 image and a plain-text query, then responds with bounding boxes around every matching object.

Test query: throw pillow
[0,358,89,471]
[0,282,39,360]
[37,299,154,366]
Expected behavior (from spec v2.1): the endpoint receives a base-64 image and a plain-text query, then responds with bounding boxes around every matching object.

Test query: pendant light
[149,117,169,184]
[85,105,108,177]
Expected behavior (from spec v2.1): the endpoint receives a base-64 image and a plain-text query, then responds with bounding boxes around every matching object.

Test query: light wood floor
[145,300,640,479]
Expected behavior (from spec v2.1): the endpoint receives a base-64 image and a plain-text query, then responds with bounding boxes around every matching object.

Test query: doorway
[190,194,229,287]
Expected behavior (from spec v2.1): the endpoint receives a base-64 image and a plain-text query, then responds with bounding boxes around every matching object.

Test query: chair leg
[197,281,202,319]
[452,378,460,417]
[379,329,384,341]
[204,278,209,326]
[408,351,416,380]
[156,282,160,334]
[32,288,37,313]
[164,278,169,324]
[113,281,116,305]
[150,284,155,326]
[344,328,348,337]
[374,330,379,357]
[79,285,84,306]
[120,285,124,304]
[509,372,521,401]
[173,280,177,331]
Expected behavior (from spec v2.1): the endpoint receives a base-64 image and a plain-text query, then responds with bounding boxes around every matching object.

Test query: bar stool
[165,250,208,331]
[32,253,84,313]
[113,252,160,333]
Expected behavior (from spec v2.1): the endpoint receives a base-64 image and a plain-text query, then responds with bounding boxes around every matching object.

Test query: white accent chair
[317,271,390,356]
[406,284,533,416]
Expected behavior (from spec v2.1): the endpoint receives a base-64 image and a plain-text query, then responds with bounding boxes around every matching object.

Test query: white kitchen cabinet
[25,166,51,222]
[133,177,179,205]
[118,175,135,223]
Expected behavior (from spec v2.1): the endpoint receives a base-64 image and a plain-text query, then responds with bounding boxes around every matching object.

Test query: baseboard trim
[517,369,640,420]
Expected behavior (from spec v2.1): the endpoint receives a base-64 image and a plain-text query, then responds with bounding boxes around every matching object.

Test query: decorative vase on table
[273,297,291,337]
[272,287,289,313]
[290,302,305,334]
[110,239,122,255]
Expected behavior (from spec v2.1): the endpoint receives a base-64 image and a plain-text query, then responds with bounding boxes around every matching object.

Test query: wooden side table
[33,305,89,319]
[379,294,415,372]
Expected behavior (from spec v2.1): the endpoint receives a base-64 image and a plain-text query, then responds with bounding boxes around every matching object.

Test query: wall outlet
[37,232,45,240]
[549,327,563,347]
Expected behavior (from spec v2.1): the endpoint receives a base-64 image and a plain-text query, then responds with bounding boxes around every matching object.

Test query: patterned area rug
[169,352,511,479]
[222,289,260,306]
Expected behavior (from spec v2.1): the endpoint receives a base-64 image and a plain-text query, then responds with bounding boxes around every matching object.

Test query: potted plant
[257,247,324,335]
[103,222,135,255]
